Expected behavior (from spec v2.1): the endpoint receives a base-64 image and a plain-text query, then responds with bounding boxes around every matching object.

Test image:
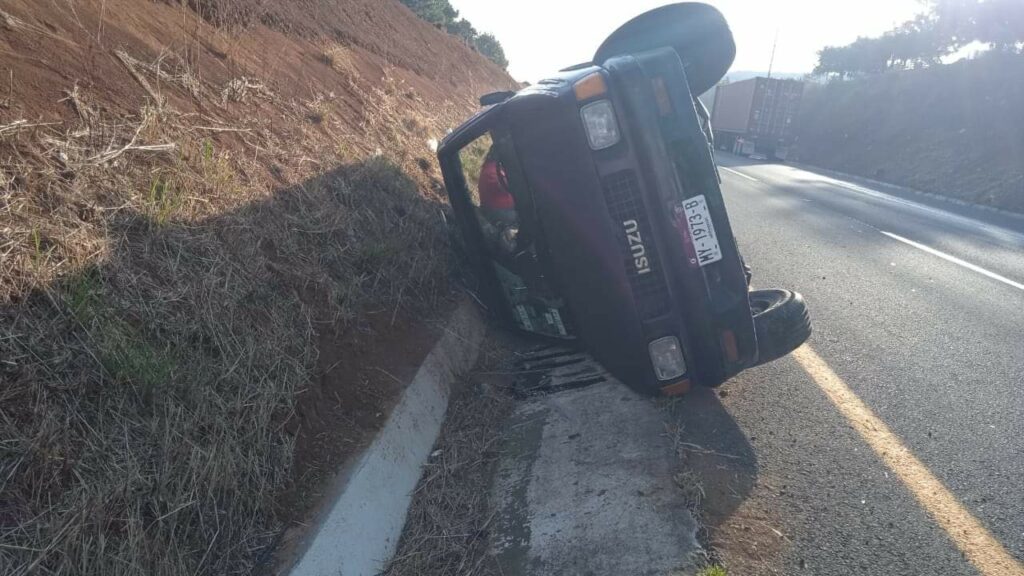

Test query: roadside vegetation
[383,338,516,576]
[399,0,510,69]
[795,0,1024,213]
[0,1,512,574]
[814,0,1023,78]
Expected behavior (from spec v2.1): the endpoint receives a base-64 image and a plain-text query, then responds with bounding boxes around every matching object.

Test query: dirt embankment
[795,53,1024,213]
[0,1,513,574]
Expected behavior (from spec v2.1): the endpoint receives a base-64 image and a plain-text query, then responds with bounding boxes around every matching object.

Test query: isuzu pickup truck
[439,3,811,395]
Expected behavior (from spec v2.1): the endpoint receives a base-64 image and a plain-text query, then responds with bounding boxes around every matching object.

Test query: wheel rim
[749,296,772,315]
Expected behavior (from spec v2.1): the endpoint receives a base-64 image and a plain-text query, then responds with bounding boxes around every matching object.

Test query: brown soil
[702,478,790,575]
[0,1,513,574]
[0,0,509,123]
[666,387,789,574]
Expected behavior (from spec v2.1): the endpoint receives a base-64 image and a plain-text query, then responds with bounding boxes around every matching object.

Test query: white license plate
[682,195,722,266]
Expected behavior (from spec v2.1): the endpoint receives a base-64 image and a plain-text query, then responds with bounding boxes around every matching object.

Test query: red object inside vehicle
[479,159,515,210]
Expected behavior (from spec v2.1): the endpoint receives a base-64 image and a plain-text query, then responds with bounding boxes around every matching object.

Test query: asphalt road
[680,154,1024,575]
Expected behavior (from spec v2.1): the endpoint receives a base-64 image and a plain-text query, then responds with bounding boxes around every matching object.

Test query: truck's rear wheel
[750,289,811,365]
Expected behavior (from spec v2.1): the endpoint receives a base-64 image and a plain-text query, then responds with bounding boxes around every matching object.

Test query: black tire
[750,289,811,365]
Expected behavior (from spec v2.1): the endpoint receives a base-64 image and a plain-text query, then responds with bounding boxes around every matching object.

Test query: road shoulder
[384,338,711,575]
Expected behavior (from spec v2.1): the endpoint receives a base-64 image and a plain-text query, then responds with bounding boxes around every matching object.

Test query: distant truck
[710,76,804,161]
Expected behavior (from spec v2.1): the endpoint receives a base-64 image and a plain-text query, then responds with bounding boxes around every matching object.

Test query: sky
[450,0,927,82]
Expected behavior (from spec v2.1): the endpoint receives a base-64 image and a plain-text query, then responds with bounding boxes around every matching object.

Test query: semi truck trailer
[710,76,803,161]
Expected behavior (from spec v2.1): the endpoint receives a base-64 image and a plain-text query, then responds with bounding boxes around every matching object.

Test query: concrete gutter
[289,300,485,576]
[492,376,705,575]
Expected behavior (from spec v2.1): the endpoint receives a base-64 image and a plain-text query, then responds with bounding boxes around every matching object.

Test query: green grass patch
[202,138,215,163]
[147,174,183,226]
[457,133,492,206]
[98,321,176,396]
[64,270,103,322]
[63,271,177,403]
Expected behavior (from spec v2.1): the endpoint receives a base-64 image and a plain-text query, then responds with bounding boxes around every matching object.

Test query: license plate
[681,195,722,267]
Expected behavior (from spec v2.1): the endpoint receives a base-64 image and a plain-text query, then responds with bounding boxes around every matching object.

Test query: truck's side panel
[710,77,757,133]
[712,76,804,159]
[748,78,803,141]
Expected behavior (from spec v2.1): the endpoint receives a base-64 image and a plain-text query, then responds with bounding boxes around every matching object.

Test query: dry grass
[0,122,451,576]
[663,399,719,571]
[176,0,267,30]
[383,340,516,576]
[320,43,362,83]
[220,76,273,105]
[0,11,485,576]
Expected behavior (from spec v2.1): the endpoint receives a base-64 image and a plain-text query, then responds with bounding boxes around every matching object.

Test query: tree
[814,36,895,79]
[446,18,478,44]
[972,0,1024,52]
[927,0,1024,52]
[474,33,509,69]
[400,0,458,28]
[927,0,979,48]
[890,15,953,67]
[398,0,510,70]
[814,46,849,79]
[813,0,1024,79]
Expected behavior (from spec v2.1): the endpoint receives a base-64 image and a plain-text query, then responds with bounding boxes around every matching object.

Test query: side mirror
[479,91,515,107]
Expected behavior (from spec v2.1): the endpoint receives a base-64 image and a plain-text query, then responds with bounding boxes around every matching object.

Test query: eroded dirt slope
[0,1,513,574]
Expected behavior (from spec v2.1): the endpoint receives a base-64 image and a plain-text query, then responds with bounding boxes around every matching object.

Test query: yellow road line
[792,345,1024,576]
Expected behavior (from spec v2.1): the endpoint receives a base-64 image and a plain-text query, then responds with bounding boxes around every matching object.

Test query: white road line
[720,166,759,182]
[789,168,1024,247]
[881,231,1024,292]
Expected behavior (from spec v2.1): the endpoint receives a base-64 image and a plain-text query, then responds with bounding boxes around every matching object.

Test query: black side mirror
[479,91,515,107]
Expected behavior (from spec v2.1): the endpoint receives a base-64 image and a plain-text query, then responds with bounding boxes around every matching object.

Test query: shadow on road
[669,387,759,550]
[714,150,776,168]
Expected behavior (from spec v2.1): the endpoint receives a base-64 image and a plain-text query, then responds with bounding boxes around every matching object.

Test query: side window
[450,130,574,339]
[458,134,493,208]
[458,133,519,257]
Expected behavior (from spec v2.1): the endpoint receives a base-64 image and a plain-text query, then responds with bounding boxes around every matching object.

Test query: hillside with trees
[814,0,1023,78]
[400,0,509,69]
[796,0,1024,212]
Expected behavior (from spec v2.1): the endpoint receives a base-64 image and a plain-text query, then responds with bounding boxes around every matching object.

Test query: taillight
[720,329,739,363]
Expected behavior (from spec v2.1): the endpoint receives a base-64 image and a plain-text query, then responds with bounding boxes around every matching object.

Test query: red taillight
[660,379,692,396]
[720,329,739,363]
[651,76,674,117]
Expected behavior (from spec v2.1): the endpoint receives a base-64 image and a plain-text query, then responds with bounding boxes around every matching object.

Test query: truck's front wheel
[750,289,811,365]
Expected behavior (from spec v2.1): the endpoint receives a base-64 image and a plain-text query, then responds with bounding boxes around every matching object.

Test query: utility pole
[767,27,779,79]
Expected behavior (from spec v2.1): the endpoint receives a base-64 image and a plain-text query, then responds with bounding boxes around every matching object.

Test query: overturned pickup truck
[439,3,810,396]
